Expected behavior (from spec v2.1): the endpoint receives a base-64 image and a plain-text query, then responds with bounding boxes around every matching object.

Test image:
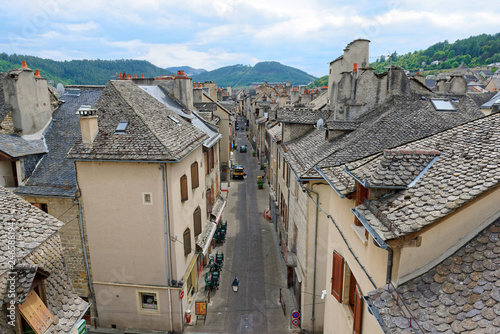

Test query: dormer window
[115,120,129,134]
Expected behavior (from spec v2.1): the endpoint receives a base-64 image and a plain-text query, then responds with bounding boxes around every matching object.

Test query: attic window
[115,120,129,134]
[431,99,456,112]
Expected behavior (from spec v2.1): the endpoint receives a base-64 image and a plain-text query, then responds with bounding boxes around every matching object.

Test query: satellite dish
[57,83,65,97]
[316,118,324,129]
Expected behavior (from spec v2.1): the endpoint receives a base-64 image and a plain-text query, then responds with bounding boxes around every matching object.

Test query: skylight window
[115,120,129,134]
[431,99,456,112]
[65,88,81,96]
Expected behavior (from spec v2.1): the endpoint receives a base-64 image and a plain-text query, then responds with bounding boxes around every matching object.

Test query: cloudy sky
[1,0,499,77]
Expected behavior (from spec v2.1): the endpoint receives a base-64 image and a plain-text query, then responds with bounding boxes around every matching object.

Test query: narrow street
[186,118,297,334]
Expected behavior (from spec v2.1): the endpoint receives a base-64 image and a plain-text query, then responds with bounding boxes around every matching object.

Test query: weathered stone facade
[18,195,92,299]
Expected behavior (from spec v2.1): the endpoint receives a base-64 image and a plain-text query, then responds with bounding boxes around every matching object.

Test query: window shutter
[193,207,202,236]
[183,229,191,256]
[352,285,363,334]
[331,251,344,302]
[191,162,199,189]
[180,175,188,202]
[19,291,54,333]
[210,147,215,170]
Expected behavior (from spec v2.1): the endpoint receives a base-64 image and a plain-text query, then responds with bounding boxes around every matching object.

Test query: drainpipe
[302,184,319,334]
[351,208,393,284]
[160,163,174,332]
[73,198,98,328]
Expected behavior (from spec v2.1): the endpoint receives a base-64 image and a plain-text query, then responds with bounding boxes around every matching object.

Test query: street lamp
[231,276,240,293]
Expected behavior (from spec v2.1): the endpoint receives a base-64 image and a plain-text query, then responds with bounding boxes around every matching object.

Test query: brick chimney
[3,62,52,136]
[76,105,98,145]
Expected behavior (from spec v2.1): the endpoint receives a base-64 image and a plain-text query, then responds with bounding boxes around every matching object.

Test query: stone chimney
[193,86,203,103]
[3,62,52,136]
[203,81,217,101]
[173,71,194,111]
[77,105,98,145]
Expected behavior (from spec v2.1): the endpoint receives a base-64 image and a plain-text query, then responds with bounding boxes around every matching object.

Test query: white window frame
[137,290,160,314]
[142,192,153,205]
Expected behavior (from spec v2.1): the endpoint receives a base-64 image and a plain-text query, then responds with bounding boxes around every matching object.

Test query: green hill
[370,33,500,73]
[166,66,206,76]
[0,53,173,85]
[192,61,317,87]
[307,75,328,88]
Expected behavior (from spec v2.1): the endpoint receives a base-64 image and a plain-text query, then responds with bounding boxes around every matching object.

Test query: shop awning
[210,196,227,223]
[196,222,218,256]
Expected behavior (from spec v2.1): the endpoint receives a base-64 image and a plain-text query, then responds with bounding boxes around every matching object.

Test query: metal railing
[364,199,401,235]
[387,282,424,333]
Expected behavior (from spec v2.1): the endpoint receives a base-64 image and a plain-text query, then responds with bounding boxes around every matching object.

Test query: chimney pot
[119,73,123,78]
[35,70,41,78]
[353,63,357,72]
[22,61,28,68]
[134,74,137,78]
[142,74,144,78]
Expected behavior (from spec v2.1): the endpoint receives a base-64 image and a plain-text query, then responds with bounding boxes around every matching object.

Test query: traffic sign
[292,311,300,318]
[292,318,300,326]
[180,291,185,299]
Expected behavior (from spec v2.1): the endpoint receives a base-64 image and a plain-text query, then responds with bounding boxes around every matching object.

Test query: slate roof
[467,92,496,108]
[15,87,103,197]
[284,93,482,178]
[326,120,361,131]
[68,80,208,161]
[0,187,88,333]
[366,218,500,334]
[194,102,217,112]
[479,91,500,109]
[0,134,47,157]
[140,85,220,148]
[268,123,282,142]
[277,109,331,124]
[352,112,500,240]
[346,149,441,189]
[310,90,329,111]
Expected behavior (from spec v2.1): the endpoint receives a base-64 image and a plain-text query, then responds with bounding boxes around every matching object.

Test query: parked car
[240,145,247,153]
[232,165,245,179]
[235,124,239,130]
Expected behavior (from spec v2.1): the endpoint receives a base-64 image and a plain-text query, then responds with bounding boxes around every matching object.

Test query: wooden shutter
[180,175,188,202]
[210,147,215,170]
[354,182,368,226]
[19,291,54,334]
[191,162,199,189]
[183,228,191,256]
[193,207,202,236]
[205,151,209,175]
[331,251,344,302]
[352,285,363,334]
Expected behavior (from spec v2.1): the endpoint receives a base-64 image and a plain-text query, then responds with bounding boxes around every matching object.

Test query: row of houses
[0,64,240,332]
[246,39,500,333]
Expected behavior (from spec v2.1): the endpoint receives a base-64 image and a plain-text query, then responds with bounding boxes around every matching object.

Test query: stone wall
[282,123,313,143]
[19,195,92,299]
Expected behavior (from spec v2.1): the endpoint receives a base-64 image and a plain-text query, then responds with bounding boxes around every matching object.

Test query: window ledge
[340,304,354,332]
[351,224,367,245]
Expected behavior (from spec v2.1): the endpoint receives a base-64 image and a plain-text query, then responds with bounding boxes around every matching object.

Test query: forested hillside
[371,33,500,73]
[192,61,316,87]
[307,75,328,88]
[0,53,172,85]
